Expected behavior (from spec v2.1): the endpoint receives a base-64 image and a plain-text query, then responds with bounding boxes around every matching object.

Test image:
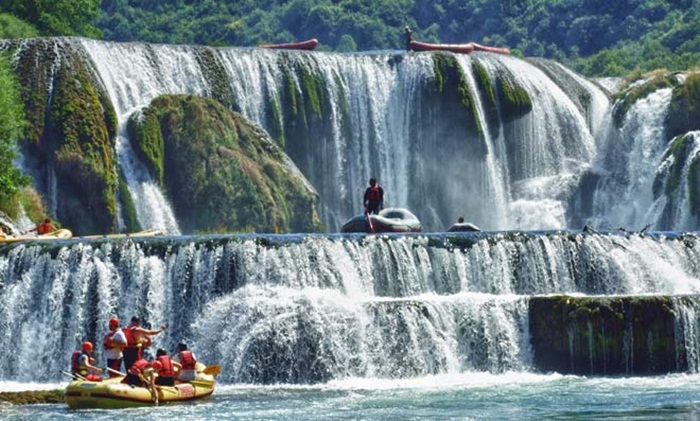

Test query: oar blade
[202,365,220,376]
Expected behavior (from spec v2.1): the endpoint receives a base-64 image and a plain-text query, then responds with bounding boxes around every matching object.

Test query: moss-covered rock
[530,295,678,375]
[129,94,323,233]
[10,39,118,235]
[651,133,700,226]
[666,72,700,138]
[471,59,500,137]
[430,53,482,136]
[612,70,681,128]
[277,55,335,168]
[495,72,533,123]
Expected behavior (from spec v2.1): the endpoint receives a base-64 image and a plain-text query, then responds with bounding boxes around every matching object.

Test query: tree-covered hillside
[95,0,700,76]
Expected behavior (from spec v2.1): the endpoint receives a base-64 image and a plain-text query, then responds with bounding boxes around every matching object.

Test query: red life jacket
[123,326,139,348]
[36,222,53,235]
[367,186,382,202]
[71,350,82,373]
[71,351,91,376]
[179,350,197,370]
[103,331,115,349]
[129,358,150,375]
[156,355,175,377]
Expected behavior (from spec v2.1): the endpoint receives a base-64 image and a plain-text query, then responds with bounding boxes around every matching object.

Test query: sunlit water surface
[3,373,700,420]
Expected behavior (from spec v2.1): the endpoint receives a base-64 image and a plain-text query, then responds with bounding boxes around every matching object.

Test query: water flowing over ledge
[1,230,700,383]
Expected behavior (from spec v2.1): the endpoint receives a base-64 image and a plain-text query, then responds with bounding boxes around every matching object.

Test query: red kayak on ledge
[409,40,509,55]
[259,38,319,51]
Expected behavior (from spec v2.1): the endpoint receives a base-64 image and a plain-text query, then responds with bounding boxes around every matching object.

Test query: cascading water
[63,39,611,232]
[2,231,700,383]
[590,87,674,231]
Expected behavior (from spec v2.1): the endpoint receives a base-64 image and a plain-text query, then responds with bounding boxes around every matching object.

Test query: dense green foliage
[0,54,30,216]
[0,0,101,38]
[0,13,40,39]
[92,0,700,76]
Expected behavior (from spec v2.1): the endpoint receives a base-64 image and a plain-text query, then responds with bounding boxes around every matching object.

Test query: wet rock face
[129,94,323,234]
[529,295,679,375]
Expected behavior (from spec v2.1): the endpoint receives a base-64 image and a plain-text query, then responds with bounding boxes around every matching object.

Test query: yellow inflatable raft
[64,373,216,409]
[78,229,164,240]
[0,229,73,244]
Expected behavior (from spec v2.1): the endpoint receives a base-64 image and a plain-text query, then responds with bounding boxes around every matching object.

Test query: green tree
[0,54,30,216]
[0,0,102,37]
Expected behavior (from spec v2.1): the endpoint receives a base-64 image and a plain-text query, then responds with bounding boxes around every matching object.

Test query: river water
[3,373,700,420]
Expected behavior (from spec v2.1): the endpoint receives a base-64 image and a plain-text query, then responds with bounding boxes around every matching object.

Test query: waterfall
[590,88,673,230]
[80,40,217,234]
[67,40,609,232]
[2,231,700,382]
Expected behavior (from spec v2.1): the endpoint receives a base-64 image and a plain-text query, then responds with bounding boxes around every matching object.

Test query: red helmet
[82,341,93,352]
[152,361,163,372]
[109,317,119,328]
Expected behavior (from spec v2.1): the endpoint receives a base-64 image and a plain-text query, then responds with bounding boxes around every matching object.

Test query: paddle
[138,372,159,406]
[61,370,86,381]
[106,367,126,377]
[202,365,220,376]
[365,211,375,234]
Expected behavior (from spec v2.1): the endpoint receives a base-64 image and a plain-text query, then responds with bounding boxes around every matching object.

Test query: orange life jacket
[156,355,175,377]
[178,350,197,370]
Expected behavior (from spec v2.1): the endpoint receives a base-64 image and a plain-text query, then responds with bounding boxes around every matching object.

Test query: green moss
[690,153,700,215]
[530,295,678,375]
[196,47,236,109]
[127,110,165,186]
[138,94,323,234]
[431,53,481,135]
[8,40,119,235]
[0,389,63,405]
[495,73,533,123]
[117,168,141,232]
[667,72,700,138]
[472,60,499,132]
[48,50,118,234]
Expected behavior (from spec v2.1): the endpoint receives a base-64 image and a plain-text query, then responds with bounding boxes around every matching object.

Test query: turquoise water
[3,374,700,420]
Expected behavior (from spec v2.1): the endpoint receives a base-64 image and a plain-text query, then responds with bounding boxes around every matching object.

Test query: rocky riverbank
[0,390,63,405]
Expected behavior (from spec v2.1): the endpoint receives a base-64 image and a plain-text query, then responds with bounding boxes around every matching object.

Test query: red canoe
[409,40,509,55]
[259,38,319,51]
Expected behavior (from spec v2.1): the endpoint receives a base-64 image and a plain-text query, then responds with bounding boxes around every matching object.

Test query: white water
[2,232,700,383]
[590,88,674,230]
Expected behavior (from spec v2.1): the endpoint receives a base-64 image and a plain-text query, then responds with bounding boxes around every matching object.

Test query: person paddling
[126,357,153,387]
[71,341,103,381]
[122,316,166,372]
[29,218,54,235]
[153,348,181,386]
[173,342,198,382]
